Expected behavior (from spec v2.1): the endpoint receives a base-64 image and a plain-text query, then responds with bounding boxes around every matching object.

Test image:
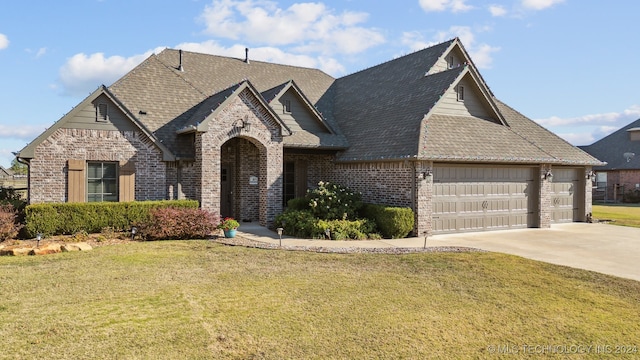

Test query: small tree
[9,158,27,175]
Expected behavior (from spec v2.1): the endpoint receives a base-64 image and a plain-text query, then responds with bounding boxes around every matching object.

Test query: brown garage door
[433,166,537,234]
[550,168,582,223]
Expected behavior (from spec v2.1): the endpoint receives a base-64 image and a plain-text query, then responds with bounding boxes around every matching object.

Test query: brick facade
[29,128,166,203]
[538,165,552,228]
[193,90,284,227]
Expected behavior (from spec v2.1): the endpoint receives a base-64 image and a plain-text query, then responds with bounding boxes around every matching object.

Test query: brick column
[414,161,433,236]
[584,167,593,220]
[262,145,283,228]
[538,165,552,228]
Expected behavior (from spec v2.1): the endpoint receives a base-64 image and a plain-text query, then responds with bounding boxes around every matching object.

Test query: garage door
[550,168,582,223]
[432,166,537,234]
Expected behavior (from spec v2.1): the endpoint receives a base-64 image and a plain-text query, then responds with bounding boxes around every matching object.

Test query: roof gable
[179,80,291,136]
[430,67,507,126]
[581,118,640,169]
[263,80,334,134]
[18,86,175,161]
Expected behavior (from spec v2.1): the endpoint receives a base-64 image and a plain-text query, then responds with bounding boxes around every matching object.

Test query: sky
[1,0,639,168]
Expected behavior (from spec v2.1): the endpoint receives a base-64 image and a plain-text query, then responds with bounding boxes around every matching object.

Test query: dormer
[426,41,467,75]
[627,127,640,141]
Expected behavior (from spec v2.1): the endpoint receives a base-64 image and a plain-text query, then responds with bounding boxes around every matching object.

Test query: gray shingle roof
[581,118,640,170]
[421,114,555,162]
[103,39,598,166]
[109,49,347,156]
[495,100,604,165]
[331,40,458,161]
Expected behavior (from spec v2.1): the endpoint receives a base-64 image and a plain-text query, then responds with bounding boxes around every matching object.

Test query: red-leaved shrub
[135,207,218,240]
[0,204,23,241]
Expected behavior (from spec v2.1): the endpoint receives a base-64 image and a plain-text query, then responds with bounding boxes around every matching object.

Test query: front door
[221,165,234,218]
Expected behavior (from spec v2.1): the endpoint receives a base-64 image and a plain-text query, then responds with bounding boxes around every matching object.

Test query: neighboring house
[580,119,640,202]
[17,38,603,235]
[0,165,13,181]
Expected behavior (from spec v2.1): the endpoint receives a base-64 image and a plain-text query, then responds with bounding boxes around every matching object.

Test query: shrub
[0,187,27,231]
[315,219,377,240]
[274,210,318,238]
[286,197,310,211]
[0,204,23,241]
[307,181,362,220]
[135,207,218,240]
[24,200,199,237]
[361,204,415,238]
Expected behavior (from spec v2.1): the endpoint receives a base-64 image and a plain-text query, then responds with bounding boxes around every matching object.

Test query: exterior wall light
[233,116,251,132]
[586,170,596,182]
[542,169,553,180]
[421,168,432,180]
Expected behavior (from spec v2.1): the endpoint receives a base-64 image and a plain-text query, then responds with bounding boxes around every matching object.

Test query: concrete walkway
[236,222,640,282]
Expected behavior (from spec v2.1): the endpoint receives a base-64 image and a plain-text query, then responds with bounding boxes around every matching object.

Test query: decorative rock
[29,243,62,256]
[1,247,32,256]
[61,242,93,252]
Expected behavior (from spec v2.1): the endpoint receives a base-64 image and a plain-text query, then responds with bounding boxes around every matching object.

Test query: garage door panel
[433,166,535,234]
[550,168,580,223]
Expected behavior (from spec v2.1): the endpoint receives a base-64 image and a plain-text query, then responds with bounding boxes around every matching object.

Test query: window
[447,55,454,69]
[96,103,108,122]
[457,85,465,101]
[283,99,291,113]
[283,161,295,206]
[87,162,118,202]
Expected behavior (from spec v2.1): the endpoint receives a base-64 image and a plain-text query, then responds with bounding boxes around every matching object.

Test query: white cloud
[403,26,500,69]
[535,105,640,127]
[199,0,384,55]
[419,0,473,13]
[0,33,8,50]
[535,105,640,145]
[488,5,507,16]
[521,0,564,10]
[58,50,162,97]
[0,124,47,140]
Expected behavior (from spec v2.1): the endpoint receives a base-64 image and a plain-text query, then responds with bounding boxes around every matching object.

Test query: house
[580,119,640,202]
[0,165,13,180]
[17,38,603,235]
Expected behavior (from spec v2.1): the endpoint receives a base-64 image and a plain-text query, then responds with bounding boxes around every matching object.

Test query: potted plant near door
[218,217,240,238]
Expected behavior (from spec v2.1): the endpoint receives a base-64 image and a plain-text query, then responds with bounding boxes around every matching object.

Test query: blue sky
[1,0,639,168]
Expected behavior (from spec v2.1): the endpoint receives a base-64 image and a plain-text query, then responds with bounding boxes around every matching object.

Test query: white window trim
[96,103,108,122]
[457,85,465,102]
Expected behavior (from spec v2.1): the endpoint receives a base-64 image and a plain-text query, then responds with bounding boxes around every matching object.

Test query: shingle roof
[581,118,640,170]
[495,100,604,165]
[109,49,347,156]
[103,40,598,166]
[421,114,555,163]
[331,40,459,161]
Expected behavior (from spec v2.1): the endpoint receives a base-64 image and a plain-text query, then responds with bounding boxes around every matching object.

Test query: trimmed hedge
[361,204,415,239]
[24,200,199,237]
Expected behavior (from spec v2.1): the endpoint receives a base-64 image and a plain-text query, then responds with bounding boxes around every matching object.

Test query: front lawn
[592,204,640,228]
[1,241,639,359]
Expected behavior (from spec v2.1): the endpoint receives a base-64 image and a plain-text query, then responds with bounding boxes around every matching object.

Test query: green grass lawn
[593,204,640,227]
[1,241,639,359]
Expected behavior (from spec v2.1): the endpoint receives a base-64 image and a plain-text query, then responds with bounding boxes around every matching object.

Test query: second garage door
[550,168,583,223]
[432,166,537,234]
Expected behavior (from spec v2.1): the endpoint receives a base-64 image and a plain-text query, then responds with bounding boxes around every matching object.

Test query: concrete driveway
[237,222,640,282]
[427,223,640,282]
